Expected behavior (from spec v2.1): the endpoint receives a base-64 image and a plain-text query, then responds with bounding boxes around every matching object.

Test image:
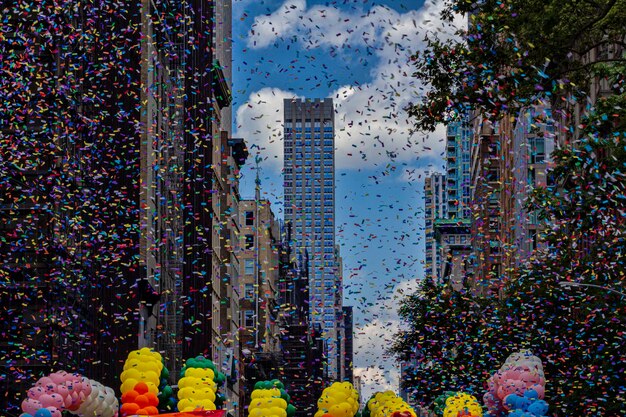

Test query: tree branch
[566,0,619,50]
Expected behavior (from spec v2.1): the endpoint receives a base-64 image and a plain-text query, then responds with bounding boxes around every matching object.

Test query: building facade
[437,120,472,288]
[503,108,554,275]
[283,98,343,379]
[277,225,324,417]
[238,199,281,353]
[1,0,242,413]
[1,3,143,411]
[468,110,553,295]
[445,121,473,221]
[342,306,354,384]
[424,173,447,283]
[468,116,508,295]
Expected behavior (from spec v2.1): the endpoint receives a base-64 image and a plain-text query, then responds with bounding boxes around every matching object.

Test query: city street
[1,0,625,417]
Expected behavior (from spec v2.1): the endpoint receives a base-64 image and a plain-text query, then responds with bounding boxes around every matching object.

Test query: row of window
[283,184,334,193]
[284,162,333,173]
[286,150,334,158]
[285,118,331,122]
[284,138,334,146]
[284,177,333,186]
[286,199,334,206]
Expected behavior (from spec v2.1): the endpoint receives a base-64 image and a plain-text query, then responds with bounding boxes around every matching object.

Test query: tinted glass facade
[283,98,341,378]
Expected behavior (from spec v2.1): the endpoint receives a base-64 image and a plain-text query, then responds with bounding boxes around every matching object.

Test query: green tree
[407,0,626,131]
[505,67,626,415]
[390,279,506,408]
[404,0,626,414]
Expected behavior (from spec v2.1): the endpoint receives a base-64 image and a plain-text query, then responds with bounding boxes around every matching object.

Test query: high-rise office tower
[437,120,472,288]
[424,118,472,287]
[283,98,342,379]
[424,173,447,282]
[446,121,472,221]
[342,306,354,384]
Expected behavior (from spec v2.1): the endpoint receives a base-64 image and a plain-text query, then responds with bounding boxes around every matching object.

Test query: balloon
[135,394,149,408]
[36,377,54,388]
[523,389,538,400]
[134,382,149,395]
[22,399,42,415]
[527,400,549,416]
[528,384,544,399]
[34,409,53,417]
[120,402,140,416]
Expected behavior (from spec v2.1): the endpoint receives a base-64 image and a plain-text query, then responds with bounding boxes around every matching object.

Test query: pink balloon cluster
[483,351,546,416]
[21,371,119,417]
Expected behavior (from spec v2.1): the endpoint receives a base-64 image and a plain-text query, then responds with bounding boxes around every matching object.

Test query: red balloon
[135,394,150,408]
[134,381,150,394]
[120,402,140,416]
[144,406,159,415]
[145,392,159,407]
[122,390,139,404]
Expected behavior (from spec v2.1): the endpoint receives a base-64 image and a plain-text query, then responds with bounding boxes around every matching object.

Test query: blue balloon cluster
[504,389,549,417]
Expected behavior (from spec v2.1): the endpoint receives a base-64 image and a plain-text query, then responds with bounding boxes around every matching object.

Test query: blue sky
[231,0,461,399]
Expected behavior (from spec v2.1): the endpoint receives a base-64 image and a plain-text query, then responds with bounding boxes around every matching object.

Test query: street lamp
[558,281,626,298]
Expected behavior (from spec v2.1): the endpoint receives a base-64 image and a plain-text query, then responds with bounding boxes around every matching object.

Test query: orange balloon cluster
[120,381,159,416]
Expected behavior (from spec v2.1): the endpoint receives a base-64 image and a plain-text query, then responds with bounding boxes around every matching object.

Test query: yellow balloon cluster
[248,388,288,417]
[120,348,162,395]
[177,366,218,412]
[443,393,482,417]
[366,391,416,417]
[315,382,359,417]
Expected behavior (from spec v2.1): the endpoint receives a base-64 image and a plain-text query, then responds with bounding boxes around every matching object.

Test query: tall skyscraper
[438,120,472,288]
[283,98,343,379]
[342,306,354,384]
[423,118,473,287]
[446,120,472,221]
[424,173,447,282]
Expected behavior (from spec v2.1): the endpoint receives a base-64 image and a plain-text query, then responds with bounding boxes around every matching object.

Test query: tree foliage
[508,63,626,415]
[389,279,506,408]
[398,0,626,411]
[407,0,626,131]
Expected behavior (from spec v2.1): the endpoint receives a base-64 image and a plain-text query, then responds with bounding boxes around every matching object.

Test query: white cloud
[246,0,307,49]
[237,0,463,173]
[234,87,301,174]
[353,317,401,399]
[354,365,400,401]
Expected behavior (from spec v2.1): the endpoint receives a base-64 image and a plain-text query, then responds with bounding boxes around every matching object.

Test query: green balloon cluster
[157,365,176,412]
[433,392,457,417]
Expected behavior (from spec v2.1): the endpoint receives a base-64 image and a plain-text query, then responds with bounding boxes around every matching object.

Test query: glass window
[245,211,254,226]
[529,137,545,164]
[245,234,254,249]
[244,259,255,275]
[244,283,254,299]
[244,310,254,327]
